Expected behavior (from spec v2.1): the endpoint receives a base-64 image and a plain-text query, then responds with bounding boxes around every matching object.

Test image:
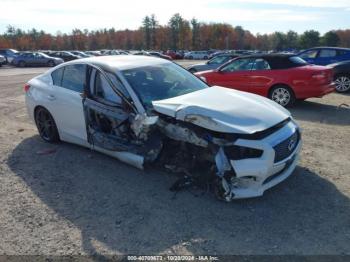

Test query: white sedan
[25,56,302,201]
[184,51,210,60]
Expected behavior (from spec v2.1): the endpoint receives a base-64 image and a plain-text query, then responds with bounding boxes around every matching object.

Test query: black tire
[47,60,55,67]
[18,61,26,67]
[269,85,295,107]
[334,74,350,93]
[35,107,60,143]
[204,56,208,59]
[189,55,193,60]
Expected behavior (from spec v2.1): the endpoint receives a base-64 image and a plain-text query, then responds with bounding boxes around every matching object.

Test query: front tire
[18,61,26,67]
[35,107,60,143]
[47,60,55,67]
[269,85,295,107]
[334,74,350,93]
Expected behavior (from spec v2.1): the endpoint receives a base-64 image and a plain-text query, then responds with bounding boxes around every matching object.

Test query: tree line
[0,13,349,51]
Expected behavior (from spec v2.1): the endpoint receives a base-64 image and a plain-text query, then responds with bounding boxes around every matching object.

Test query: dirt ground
[0,62,350,256]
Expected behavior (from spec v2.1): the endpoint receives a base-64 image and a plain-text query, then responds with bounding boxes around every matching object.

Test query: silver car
[0,55,6,66]
[187,54,237,73]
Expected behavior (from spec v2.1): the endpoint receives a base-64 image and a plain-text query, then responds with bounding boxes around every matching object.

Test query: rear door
[48,64,88,143]
[213,58,254,91]
[34,53,48,66]
[317,49,338,65]
[25,53,37,65]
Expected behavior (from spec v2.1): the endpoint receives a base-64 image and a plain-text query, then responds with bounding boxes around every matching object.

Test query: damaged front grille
[273,130,300,163]
[224,145,263,160]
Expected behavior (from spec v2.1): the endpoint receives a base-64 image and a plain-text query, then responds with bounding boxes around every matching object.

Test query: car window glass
[61,64,86,92]
[319,49,337,58]
[106,72,130,98]
[122,63,208,109]
[51,67,64,86]
[208,56,228,64]
[95,71,122,104]
[221,58,253,72]
[252,58,270,70]
[299,50,318,59]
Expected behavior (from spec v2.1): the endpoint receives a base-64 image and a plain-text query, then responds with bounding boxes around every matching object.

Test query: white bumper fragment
[225,120,302,199]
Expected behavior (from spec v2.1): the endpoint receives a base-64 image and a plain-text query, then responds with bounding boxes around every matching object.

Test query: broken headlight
[223,145,263,160]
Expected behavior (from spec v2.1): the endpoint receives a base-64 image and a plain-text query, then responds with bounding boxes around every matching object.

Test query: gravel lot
[0,61,350,256]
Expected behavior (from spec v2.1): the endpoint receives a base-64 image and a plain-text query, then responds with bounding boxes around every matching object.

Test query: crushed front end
[214,119,301,200]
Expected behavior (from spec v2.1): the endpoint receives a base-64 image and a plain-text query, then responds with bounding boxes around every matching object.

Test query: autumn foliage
[0,14,349,51]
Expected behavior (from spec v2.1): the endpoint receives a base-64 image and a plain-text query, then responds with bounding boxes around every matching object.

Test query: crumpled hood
[152,86,291,134]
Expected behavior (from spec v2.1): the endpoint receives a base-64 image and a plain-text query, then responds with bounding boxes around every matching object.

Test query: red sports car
[195,54,335,107]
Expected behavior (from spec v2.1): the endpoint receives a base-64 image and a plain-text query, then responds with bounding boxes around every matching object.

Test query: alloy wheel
[35,109,57,142]
[271,87,291,106]
[335,76,350,93]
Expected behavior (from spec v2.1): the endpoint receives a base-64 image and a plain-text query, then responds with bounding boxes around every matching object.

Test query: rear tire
[35,107,60,143]
[334,74,350,93]
[269,85,295,107]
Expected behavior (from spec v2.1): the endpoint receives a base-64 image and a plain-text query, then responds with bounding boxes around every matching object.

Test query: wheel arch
[334,72,350,79]
[34,105,60,141]
[34,105,57,125]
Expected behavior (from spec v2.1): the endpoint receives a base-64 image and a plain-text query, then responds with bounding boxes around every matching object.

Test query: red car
[165,50,183,60]
[195,54,335,107]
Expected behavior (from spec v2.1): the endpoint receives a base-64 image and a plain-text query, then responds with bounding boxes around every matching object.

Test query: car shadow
[291,100,350,126]
[7,136,350,255]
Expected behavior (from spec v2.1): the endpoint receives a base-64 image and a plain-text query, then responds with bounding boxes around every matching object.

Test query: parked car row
[2,46,350,95]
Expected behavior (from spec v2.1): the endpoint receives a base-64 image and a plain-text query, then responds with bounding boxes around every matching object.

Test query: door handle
[47,94,56,101]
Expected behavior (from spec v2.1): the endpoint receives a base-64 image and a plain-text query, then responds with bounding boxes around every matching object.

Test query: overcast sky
[1,0,349,35]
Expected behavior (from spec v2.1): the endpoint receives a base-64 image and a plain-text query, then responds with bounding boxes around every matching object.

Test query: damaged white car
[25,56,302,201]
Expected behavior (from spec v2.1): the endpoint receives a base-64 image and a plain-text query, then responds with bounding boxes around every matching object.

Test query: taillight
[24,83,31,92]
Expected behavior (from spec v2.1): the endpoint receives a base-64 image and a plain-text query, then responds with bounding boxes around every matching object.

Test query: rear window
[319,49,337,58]
[61,64,87,92]
[289,56,308,66]
[51,67,64,86]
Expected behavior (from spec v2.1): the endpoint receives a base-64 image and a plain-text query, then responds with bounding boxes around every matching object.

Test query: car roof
[231,54,307,69]
[302,47,350,51]
[235,53,294,60]
[63,55,171,71]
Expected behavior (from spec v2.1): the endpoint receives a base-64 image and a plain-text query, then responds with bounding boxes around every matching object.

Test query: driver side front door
[83,67,134,151]
[212,58,253,91]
